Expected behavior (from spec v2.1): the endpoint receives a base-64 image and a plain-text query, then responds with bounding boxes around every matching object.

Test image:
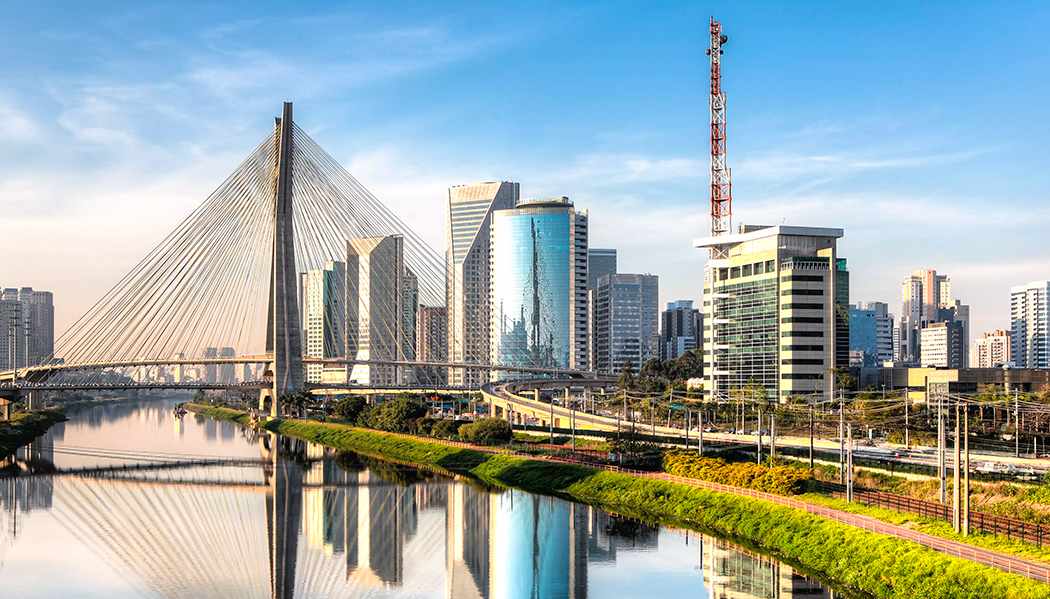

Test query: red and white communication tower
[707,17,731,259]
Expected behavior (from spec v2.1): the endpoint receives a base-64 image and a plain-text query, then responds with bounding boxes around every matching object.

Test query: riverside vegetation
[0,408,67,459]
[189,403,1050,599]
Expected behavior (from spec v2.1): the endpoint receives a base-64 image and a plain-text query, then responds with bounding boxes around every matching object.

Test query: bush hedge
[663,450,813,495]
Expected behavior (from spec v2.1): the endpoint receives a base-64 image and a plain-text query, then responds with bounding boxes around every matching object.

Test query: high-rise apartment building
[219,347,236,384]
[696,225,849,400]
[971,330,1012,368]
[854,300,894,364]
[415,306,448,385]
[660,300,701,361]
[1011,280,1050,369]
[489,197,588,378]
[899,270,968,364]
[301,261,347,383]
[587,249,616,291]
[0,287,54,370]
[590,273,659,374]
[446,182,519,387]
[347,235,414,386]
[920,321,965,368]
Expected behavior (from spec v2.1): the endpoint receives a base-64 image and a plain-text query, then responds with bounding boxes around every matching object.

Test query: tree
[458,418,512,445]
[431,419,463,439]
[334,396,366,423]
[362,398,428,433]
[618,360,636,391]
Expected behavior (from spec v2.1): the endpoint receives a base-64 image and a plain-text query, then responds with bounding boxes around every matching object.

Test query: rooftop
[694,224,843,249]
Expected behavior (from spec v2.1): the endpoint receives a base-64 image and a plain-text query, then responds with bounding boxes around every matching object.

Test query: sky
[1,0,1048,340]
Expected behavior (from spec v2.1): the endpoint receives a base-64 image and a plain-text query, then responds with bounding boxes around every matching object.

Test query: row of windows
[782,373,823,380]
[782,317,824,324]
[782,358,825,365]
[782,345,825,351]
[781,275,824,282]
[781,331,824,337]
[782,289,824,296]
[718,260,777,281]
[781,303,824,310]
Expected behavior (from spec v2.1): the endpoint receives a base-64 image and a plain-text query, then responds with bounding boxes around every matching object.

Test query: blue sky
[1,1,1048,338]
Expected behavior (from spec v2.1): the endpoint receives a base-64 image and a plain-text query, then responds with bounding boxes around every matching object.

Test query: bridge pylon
[262,102,305,417]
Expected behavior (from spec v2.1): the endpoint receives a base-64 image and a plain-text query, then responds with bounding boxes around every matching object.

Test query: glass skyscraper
[489,197,588,378]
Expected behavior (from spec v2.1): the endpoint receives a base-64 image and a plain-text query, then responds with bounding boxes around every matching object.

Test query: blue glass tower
[490,198,588,378]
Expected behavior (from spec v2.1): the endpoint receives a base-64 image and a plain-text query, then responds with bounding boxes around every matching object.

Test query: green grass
[186,404,1050,599]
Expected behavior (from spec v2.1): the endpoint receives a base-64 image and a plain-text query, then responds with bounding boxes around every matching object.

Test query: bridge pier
[25,391,42,411]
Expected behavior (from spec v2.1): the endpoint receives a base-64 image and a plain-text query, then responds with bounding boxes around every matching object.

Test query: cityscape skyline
[1,2,1048,352]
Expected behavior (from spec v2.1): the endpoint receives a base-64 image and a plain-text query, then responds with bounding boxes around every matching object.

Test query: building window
[782,358,825,365]
[782,303,825,310]
[781,289,824,296]
[742,264,752,277]
[781,373,823,380]
[730,267,740,279]
[766,260,775,272]
[782,317,824,324]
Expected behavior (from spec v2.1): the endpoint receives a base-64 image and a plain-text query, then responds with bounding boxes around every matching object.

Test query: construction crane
[707,17,731,259]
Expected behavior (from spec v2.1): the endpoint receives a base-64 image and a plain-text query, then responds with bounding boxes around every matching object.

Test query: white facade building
[1011,281,1050,369]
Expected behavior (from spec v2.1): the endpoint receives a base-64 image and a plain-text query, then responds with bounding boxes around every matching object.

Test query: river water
[0,398,844,598]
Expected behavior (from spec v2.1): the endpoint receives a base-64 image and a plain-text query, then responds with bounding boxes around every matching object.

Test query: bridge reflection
[1,437,833,599]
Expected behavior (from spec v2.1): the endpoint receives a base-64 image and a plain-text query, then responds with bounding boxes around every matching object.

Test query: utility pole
[809,404,815,469]
[953,401,961,533]
[904,395,910,449]
[699,408,704,455]
[757,405,763,465]
[1015,390,1020,459]
[770,412,776,460]
[839,396,846,485]
[938,393,946,504]
[847,423,854,502]
[685,407,690,449]
[549,390,554,446]
[964,404,971,536]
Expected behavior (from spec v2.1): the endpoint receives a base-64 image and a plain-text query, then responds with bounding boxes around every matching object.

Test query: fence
[815,481,1050,547]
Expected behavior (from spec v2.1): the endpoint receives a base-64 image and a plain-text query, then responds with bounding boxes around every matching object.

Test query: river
[0,398,846,598]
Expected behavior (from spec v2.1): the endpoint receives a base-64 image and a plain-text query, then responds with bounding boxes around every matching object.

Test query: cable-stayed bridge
[0,103,608,414]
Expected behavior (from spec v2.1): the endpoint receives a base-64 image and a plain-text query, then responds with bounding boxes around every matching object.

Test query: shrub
[431,419,463,439]
[459,418,512,446]
[663,450,813,495]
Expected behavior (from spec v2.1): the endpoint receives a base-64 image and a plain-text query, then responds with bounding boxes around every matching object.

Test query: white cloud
[0,100,41,141]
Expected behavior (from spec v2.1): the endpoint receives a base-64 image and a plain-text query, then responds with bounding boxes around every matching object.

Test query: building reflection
[0,439,834,599]
[702,536,831,599]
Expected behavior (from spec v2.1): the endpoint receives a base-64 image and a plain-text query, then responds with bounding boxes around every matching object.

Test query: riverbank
[0,409,67,459]
[188,404,1050,599]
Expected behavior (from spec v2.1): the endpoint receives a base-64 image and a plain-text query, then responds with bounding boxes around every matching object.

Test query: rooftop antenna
[707,16,731,258]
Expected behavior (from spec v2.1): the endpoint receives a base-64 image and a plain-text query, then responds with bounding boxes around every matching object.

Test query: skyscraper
[920,321,965,368]
[0,287,54,370]
[972,330,1012,368]
[347,235,412,386]
[1011,280,1050,369]
[898,270,968,364]
[853,300,894,364]
[302,261,347,383]
[590,273,659,374]
[849,306,877,367]
[696,225,849,400]
[446,182,519,387]
[660,300,701,361]
[586,249,616,291]
[415,306,448,385]
[489,197,588,378]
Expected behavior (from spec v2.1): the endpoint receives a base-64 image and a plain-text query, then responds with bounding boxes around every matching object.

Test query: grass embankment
[0,409,67,458]
[189,404,1050,599]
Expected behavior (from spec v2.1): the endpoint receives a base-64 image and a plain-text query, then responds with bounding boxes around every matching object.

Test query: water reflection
[0,401,841,599]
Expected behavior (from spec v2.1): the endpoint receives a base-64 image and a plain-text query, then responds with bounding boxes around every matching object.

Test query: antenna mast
[707,17,731,259]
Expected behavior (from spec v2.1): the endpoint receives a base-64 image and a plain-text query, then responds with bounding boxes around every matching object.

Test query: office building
[849,306,877,367]
[489,197,588,377]
[203,347,218,383]
[446,182,519,387]
[660,300,702,361]
[302,261,348,383]
[971,330,1012,368]
[899,270,969,364]
[347,235,413,386]
[0,287,54,370]
[920,321,965,368]
[1011,280,1050,369]
[218,347,235,384]
[587,249,616,291]
[695,225,849,400]
[590,273,659,374]
[854,300,894,364]
[415,305,448,385]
